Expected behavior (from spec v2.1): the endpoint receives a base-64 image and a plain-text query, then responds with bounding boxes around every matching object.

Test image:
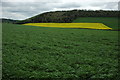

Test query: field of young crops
[23,23,112,30]
[73,17,119,30]
[2,23,119,79]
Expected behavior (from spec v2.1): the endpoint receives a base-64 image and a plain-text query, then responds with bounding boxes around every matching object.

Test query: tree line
[1,18,19,24]
[15,10,120,24]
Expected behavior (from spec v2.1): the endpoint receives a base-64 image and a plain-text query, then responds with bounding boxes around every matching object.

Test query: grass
[72,17,119,30]
[2,23,119,79]
[23,23,112,30]
[0,23,2,79]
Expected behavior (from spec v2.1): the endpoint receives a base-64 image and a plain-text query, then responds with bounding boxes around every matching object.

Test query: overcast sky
[0,0,119,20]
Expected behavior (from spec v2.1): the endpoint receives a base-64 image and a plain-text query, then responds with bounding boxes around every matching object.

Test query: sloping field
[23,23,112,30]
[73,17,119,30]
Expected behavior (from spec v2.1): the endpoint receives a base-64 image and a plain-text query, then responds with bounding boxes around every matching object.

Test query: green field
[73,17,119,30]
[2,23,119,79]
[0,23,2,79]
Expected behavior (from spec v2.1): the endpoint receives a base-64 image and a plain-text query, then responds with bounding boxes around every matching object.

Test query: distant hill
[0,18,19,24]
[16,10,119,24]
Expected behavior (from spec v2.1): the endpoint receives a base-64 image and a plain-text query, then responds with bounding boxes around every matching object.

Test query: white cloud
[2,11,27,20]
[0,3,2,18]
[1,0,60,2]
[1,0,119,20]
[1,0,119,2]
[61,0,119,3]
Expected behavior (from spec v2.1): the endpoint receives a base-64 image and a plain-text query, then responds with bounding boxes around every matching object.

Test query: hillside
[73,17,119,30]
[0,18,19,24]
[16,10,119,24]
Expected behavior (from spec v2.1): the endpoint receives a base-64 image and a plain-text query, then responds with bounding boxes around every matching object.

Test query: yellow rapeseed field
[23,23,112,30]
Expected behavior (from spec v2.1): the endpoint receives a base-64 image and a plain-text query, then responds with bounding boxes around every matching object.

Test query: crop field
[73,17,119,30]
[2,23,119,79]
[24,23,112,30]
[0,23,2,79]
